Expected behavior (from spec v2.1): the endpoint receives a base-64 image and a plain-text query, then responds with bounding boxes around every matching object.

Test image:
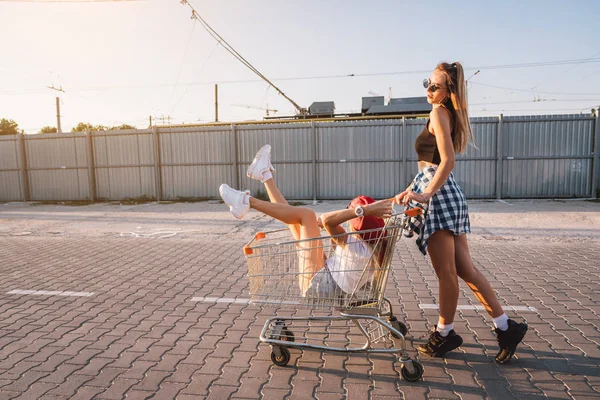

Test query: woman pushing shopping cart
[218,144,424,382]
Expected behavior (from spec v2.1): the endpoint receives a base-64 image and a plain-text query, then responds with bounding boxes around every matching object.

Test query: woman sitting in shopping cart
[219,144,394,298]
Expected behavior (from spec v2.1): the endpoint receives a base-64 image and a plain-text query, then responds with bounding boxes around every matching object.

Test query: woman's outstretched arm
[320,199,393,245]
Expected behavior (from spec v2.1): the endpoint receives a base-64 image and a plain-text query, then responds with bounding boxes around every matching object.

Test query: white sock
[436,322,454,337]
[493,313,509,331]
[261,171,273,183]
[242,192,250,205]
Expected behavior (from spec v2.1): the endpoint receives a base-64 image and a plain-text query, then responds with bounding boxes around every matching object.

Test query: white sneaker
[219,184,250,219]
[247,144,275,183]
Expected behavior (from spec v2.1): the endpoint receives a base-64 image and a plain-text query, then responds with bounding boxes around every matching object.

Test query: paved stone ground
[0,200,599,399]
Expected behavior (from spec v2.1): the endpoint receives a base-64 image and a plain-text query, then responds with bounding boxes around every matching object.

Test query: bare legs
[262,178,302,241]
[427,230,505,326]
[454,234,504,317]
[427,231,460,325]
[249,178,323,293]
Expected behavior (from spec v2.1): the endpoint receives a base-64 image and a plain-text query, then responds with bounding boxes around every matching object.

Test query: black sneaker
[418,329,463,357]
[495,319,528,364]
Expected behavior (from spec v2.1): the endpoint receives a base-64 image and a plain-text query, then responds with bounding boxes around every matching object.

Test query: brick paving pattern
[1,209,599,399]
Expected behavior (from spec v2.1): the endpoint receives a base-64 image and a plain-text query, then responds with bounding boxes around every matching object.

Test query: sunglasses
[423,78,445,93]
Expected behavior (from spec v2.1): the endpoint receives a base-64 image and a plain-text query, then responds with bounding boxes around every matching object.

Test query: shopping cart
[243,208,424,382]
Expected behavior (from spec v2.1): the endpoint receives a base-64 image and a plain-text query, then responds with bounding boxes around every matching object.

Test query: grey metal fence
[1,113,598,202]
[0,135,22,201]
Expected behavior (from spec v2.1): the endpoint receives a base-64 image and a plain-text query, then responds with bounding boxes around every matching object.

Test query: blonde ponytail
[436,61,474,154]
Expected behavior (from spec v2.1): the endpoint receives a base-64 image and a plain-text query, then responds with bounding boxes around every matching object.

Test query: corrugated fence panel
[503,159,592,197]
[454,159,496,198]
[93,130,156,200]
[504,115,592,157]
[160,126,234,199]
[0,136,21,201]
[456,118,498,198]
[404,119,427,188]
[318,120,403,199]
[503,115,594,198]
[25,134,90,201]
[237,122,314,199]
[0,114,597,202]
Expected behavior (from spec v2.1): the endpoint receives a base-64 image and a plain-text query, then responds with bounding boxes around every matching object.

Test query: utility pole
[47,84,65,133]
[55,97,62,133]
[215,84,219,122]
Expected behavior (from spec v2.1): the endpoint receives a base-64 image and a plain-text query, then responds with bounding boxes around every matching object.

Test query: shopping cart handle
[403,207,423,218]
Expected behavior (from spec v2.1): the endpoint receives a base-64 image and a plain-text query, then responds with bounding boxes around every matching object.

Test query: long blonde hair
[436,61,474,154]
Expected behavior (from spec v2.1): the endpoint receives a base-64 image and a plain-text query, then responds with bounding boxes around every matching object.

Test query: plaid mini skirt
[404,166,471,255]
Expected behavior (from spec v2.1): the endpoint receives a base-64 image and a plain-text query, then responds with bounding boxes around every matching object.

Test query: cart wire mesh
[244,212,408,311]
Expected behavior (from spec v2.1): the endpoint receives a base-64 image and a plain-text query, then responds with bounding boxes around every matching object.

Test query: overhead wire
[552,51,600,75]
[580,67,600,80]
[136,1,600,112]
[3,56,600,96]
[476,107,597,112]
[178,0,305,114]
[470,98,600,106]
[469,82,600,96]
[528,51,600,95]
[170,41,220,114]
[168,17,196,112]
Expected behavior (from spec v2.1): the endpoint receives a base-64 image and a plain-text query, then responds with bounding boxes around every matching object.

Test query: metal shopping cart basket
[243,208,424,382]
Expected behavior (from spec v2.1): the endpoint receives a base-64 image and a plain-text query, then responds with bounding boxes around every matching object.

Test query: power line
[168,17,196,112]
[552,51,600,75]
[529,51,600,93]
[170,41,219,114]
[580,67,600,80]
[472,58,600,70]
[298,57,600,79]
[476,107,598,112]
[178,0,306,114]
[470,82,600,96]
[470,98,600,106]
[4,57,600,96]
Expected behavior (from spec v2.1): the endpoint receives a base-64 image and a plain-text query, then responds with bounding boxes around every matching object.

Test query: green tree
[72,122,137,132]
[40,126,58,134]
[109,124,137,130]
[0,118,23,135]
[71,122,106,132]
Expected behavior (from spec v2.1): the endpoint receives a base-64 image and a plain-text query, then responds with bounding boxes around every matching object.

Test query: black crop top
[415,120,455,165]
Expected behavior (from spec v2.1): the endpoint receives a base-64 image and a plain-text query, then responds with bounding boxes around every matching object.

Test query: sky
[0,0,599,133]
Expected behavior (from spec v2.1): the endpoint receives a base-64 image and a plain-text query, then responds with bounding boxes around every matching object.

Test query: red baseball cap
[347,195,385,241]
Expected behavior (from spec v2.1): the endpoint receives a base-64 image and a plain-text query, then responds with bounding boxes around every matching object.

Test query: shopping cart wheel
[271,347,291,366]
[388,316,408,338]
[282,329,295,342]
[401,361,424,382]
